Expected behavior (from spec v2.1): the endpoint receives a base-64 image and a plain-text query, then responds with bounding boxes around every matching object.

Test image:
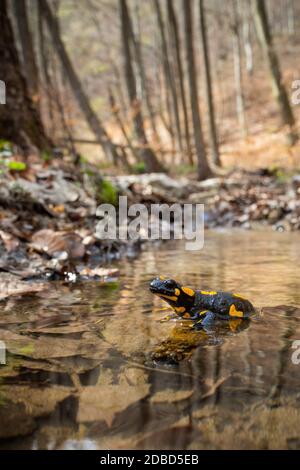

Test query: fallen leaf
[150,389,193,404]
[0,329,109,359]
[0,272,46,300]
[31,229,85,259]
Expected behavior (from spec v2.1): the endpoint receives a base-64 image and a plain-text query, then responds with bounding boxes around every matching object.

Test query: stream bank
[1,147,300,291]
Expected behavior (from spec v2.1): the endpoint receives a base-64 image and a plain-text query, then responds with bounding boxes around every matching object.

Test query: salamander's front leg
[160,313,177,323]
[192,311,217,330]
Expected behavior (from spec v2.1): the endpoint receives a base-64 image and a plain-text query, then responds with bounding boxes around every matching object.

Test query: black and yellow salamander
[149,277,255,328]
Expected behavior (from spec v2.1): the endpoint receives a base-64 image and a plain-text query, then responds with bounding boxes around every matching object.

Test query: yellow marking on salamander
[229,304,244,318]
[201,290,217,295]
[159,276,166,280]
[175,306,186,314]
[159,294,178,302]
[199,310,209,315]
[175,288,181,296]
[182,287,195,296]
[160,314,174,323]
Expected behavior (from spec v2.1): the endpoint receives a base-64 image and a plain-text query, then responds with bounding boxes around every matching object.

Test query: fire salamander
[149,277,255,328]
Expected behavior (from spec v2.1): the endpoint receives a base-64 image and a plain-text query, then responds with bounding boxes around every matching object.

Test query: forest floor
[1,136,300,297]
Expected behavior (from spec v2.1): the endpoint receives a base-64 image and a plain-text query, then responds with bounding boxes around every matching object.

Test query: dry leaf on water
[0,272,46,300]
[0,328,109,360]
[150,389,193,404]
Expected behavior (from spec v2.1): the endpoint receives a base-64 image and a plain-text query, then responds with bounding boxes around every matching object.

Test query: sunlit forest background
[2,0,300,179]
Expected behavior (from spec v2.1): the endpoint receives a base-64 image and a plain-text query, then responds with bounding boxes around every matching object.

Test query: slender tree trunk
[232,1,247,138]
[85,0,128,118]
[183,0,212,180]
[153,0,183,155]
[252,0,297,144]
[108,87,136,168]
[199,0,220,166]
[0,0,51,151]
[37,0,55,134]
[12,0,39,101]
[39,0,120,163]
[167,0,193,165]
[120,0,163,172]
[154,40,175,147]
[242,2,254,76]
[130,3,160,142]
[287,0,295,35]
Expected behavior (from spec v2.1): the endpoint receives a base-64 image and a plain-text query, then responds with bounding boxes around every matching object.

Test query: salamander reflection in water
[150,319,250,363]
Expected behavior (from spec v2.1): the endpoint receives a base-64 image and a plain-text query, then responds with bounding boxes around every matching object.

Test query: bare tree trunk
[242,2,254,76]
[85,0,128,118]
[0,0,51,151]
[252,0,297,144]
[130,3,160,142]
[199,0,220,166]
[232,1,247,138]
[183,0,212,180]
[40,0,120,163]
[287,0,295,35]
[120,0,163,172]
[108,87,137,168]
[167,0,193,165]
[12,0,39,101]
[154,41,175,148]
[153,0,183,155]
[37,0,55,134]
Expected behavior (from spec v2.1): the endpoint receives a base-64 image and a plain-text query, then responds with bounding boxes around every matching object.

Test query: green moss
[83,167,96,178]
[0,140,12,151]
[268,165,289,183]
[41,150,52,162]
[174,163,196,175]
[0,140,13,159]
[98,179,118,206]
[7,161,27,172]
[79,154,88,165]
[18,343,35,357]
[132,162,146,174]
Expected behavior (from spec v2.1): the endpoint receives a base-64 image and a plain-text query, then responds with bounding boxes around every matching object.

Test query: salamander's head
[149,277,196,316]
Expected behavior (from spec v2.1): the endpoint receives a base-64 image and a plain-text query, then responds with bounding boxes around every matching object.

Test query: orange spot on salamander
[175,306,186,314]
[182,287,195,296]
[229,304,244,318]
